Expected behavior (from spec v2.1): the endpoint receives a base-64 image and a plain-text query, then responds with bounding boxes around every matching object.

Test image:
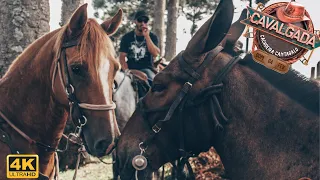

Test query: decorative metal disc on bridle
[132,155,148,170]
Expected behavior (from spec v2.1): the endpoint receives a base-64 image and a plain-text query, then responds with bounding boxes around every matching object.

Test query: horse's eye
[71,65,86,77]
[151,84,166,92]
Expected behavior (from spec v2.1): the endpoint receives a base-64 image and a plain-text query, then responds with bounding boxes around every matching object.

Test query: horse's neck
[114,72,137,131]
[0,45,67,174]
[214,66,319,179]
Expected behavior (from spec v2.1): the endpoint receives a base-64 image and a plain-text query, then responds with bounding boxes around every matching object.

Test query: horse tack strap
[0,127,18,153]
[178,55,201,81]
[0,111,58,153]
[178,46,224,83]
[0,111,34,144]
[56,40,117,111]
[0,111,59,180]
[212,52,246,84]
[136,48,247,178]
[61,40,79,49]
[78,102,116,110]
[139,47,224,162]
[151,47,223,133]
[195,46,224,76]
[151,82,193,133]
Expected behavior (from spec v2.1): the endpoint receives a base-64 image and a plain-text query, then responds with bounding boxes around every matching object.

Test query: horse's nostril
[94,139,110,152]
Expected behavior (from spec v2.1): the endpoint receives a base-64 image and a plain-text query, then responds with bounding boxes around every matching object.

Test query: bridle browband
[0,38,117,180]
[132,46,245,179]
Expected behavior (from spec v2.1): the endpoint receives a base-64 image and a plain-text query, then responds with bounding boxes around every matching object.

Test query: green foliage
[92,0,221,46]
[255,0,270,4]
[93,0,106,8]
[92,0,154,52]
[180,0,219,35]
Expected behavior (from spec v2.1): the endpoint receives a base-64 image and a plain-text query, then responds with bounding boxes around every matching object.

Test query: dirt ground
[59,147,225,180]
[59,156,114,180]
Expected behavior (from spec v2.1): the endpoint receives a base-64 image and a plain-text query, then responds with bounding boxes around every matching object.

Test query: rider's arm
[145,35,160,58]
[142,28,160,58]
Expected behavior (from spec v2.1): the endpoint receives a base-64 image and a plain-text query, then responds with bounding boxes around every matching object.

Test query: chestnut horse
[116,0,319,179]
[57,70,148,171]
[0,4,122,179]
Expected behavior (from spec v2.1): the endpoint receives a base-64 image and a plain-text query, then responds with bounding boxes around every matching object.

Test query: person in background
[119,10,160,83]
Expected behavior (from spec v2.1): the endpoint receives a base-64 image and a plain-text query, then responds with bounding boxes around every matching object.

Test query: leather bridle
[132,46,245,179]
[0,38,117,180]
[52,40,117,135]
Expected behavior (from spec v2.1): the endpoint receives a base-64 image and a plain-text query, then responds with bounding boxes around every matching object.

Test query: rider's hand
[142,25,150,37]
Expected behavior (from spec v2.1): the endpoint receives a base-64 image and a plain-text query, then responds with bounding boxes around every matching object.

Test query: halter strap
[51,42,117,113]
[61,40,79,48]
[0,111,57,152]
[0,111,60,180]
[150,47,223,133]
[135,46,247,178]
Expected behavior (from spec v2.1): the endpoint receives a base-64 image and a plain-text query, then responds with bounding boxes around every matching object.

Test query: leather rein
[133,46,245,179]
[0,39,116,179]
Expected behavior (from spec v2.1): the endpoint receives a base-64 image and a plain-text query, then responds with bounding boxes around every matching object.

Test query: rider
[119,10,160,83]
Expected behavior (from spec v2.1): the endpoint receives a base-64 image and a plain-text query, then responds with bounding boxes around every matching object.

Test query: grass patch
[59,156,114,180]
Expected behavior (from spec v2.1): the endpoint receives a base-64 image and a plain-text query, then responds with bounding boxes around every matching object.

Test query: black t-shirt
[119,31,158,70]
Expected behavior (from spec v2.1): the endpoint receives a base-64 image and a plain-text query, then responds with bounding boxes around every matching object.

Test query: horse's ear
[182,0,234,61]
[67,3,88,37]
[220,8,247,47]
[101,9,123,36]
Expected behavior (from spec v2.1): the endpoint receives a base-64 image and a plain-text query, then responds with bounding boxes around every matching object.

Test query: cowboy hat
[276,1,310,23]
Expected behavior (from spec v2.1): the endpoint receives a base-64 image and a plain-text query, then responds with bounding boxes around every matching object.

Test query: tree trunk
[152,0,165,56]
[317,61,320,79]
[0,0,50,77]
[311,67,315,79]
[60,0,84,26]
[165,0,179,61]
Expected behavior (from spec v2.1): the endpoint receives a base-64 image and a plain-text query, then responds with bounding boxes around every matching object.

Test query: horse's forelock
[80,19,117,82]
[53,18,118,86]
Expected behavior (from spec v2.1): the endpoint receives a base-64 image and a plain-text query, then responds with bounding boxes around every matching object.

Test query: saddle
[129,69,148,82]
[127,70,150,98]
[153,56,167,73]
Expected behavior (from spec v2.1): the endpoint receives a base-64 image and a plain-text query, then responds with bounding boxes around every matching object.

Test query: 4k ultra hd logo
[7,154,39,178]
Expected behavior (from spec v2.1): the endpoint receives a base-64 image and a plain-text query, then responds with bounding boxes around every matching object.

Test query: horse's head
[115,0,246,178]
[52,4,122,157]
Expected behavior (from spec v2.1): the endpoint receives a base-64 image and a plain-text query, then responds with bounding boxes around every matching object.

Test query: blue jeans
[139,68,155,85]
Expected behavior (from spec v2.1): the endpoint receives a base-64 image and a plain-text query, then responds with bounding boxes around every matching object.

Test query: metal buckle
[74,126,82,137]
[152,124,161,133]
[78,115,87,126]
[65,84,74,95]
[181,82,192,93]
[139,142,147,152]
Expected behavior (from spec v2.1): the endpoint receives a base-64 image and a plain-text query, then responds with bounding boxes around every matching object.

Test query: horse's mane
[239,54,319,114]
[4,18,119,86]
[54,19,119,84]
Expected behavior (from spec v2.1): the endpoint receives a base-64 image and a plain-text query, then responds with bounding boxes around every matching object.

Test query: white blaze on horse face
[99,57,115,140]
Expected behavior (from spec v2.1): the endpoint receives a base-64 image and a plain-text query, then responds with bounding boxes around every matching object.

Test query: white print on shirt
[129,41,146,62]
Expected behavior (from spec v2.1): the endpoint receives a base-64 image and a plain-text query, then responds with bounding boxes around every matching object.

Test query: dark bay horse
[116,0,319,179]
[0,4,123,179]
